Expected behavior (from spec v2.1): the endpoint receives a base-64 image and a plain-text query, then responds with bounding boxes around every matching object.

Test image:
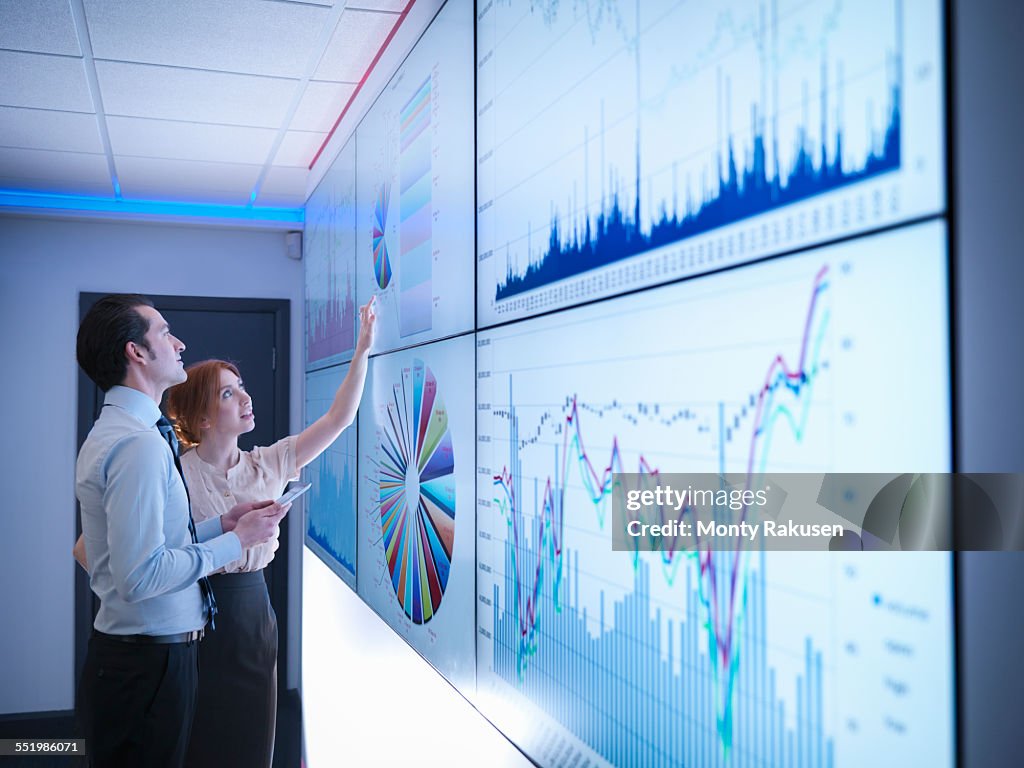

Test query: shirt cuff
[204,532,243,571]
[195,516,226,542]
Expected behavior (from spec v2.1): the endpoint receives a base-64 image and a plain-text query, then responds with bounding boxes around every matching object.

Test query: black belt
[93,628,204,644]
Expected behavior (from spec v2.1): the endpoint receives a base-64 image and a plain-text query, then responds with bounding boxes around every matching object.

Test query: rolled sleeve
[251,435,299,486]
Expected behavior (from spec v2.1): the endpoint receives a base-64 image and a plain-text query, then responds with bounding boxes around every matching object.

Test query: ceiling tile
[84,0,332,79]
[116,184,251,206]
[0,107,104,154]
[260,165,308,198]
[348,1,409,11]
[0,0,82,56]
[0,146,110,186]
[95,61,298,128]
[0,51,93,112]
[115,156,262,204]
[274,130,327,167]
[291,80,356,132]
[0,175,115,197]
[107,116,277,165]
[314,9,399,82]
[255,189,306,208]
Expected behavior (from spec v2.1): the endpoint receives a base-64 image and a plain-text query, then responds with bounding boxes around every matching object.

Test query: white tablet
[276,482,312,506]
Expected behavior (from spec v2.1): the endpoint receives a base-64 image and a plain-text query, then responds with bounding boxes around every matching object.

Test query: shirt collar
[104,385,163,427]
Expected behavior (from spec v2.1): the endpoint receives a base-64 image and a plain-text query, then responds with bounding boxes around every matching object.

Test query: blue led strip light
[0,189,304,226]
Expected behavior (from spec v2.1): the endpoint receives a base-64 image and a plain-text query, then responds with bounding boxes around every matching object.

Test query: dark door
[74,294,292,746]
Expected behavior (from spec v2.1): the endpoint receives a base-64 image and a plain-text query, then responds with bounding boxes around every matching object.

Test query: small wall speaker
[286,231,303,260]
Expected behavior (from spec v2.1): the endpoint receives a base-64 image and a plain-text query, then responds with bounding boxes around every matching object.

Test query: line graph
[305,137,357,370]
[477,0,944,325]
[475,222,953,767]
[304,363,358,588]
[494,262,828,687]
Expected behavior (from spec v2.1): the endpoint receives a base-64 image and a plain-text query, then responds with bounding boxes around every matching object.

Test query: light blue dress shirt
[76,385,243,635]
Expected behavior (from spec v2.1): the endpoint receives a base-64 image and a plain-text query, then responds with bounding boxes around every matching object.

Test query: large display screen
[356,334,477,690]
[355,0,475,355]
[474,220,953,767]
[305,138,357,371]
[302,1,954,766]
[304,362,358,589]
[476,0,945,326]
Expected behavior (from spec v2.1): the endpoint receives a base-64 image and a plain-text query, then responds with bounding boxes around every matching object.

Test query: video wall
[303,1,954,766]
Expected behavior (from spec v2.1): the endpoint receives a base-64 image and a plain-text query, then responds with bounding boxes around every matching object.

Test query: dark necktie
[156,416,218,630]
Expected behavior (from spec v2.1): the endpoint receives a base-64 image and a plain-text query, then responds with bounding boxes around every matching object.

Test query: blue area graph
[494,544,833,768]
[477,0,944,324]
[305,137,358,370]
[304,364,358,588]
[495,73,899,300]
[306,451,357,579]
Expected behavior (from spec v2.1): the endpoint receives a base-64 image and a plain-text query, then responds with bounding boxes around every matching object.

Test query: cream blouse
[180,436,299,573]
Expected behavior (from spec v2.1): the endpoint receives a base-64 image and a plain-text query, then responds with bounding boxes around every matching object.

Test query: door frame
[74,293,291,699]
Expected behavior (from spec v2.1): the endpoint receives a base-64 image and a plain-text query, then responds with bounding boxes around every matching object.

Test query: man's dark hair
[77,294,155,392]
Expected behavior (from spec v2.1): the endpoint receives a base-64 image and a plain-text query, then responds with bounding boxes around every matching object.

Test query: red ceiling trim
[309,0,418,171]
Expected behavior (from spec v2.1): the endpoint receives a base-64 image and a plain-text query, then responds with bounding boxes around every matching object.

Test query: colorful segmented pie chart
[372,183,393,289]
[377,358,455,624]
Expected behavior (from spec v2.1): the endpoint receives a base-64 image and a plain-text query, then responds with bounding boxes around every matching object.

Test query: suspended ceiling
[0,0,409,212]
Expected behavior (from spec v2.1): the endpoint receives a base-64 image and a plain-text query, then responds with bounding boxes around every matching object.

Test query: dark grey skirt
[185,570,277,768]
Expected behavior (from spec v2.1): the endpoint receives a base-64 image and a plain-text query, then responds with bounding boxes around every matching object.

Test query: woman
[167,297,375,768]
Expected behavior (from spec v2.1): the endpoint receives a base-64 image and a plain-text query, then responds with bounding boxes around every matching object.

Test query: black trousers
[76,633,199,768]
[185,571,278,768]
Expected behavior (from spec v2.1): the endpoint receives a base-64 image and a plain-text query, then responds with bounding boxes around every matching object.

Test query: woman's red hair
[165,359,241,448]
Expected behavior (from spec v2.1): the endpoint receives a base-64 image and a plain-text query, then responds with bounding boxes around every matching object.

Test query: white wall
[0,215,304,714]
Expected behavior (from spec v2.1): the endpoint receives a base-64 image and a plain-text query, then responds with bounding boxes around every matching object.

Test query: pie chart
[377,358,456,623]
[372,182,393,290]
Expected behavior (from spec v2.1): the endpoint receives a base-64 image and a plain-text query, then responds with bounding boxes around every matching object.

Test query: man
[75,294,289,767]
